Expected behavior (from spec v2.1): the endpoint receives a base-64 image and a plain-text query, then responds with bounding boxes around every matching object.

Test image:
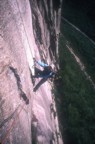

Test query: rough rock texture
[0,0,63,144]
[30,0,61,64]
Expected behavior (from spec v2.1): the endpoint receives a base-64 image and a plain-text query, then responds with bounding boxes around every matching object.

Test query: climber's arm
[33,58,48,67]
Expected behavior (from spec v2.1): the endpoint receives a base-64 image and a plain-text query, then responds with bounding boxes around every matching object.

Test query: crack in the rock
[0,104,20,128]
[9,66,29,104]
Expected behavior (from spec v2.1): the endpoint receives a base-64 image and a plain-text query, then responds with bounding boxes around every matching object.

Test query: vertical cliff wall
[0,0,62,144]
[30,0,62,65]
[0,0,35,143]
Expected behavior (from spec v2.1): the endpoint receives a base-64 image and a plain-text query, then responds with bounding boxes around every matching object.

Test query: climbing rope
[15,0,34,58]
[0,0,34,143]
[1,102,27,144]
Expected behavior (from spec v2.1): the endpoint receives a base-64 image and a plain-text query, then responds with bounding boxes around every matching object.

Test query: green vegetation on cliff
[54,1,95,143]
[61,20,95,83]
[54,35,95,144]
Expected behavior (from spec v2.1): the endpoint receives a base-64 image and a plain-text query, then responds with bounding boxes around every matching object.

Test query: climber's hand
[33,58,36,62]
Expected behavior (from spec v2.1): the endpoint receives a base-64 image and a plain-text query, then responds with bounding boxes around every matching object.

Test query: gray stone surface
[0,0,63,143]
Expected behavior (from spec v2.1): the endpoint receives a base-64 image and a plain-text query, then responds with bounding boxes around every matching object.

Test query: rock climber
[32,58,56,91]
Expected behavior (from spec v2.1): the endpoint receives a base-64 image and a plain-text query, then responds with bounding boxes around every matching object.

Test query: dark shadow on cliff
[33,78,47,92]
[29,0,60,60]
[29,0,43,45]
[0,104,20,128]
[9,67,29,104]
[30,67,47,91]
[52,0,61,11]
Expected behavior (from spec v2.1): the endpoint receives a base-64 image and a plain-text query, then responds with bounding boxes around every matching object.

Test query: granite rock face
[30,0,62,64]
[0,0,63,143]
